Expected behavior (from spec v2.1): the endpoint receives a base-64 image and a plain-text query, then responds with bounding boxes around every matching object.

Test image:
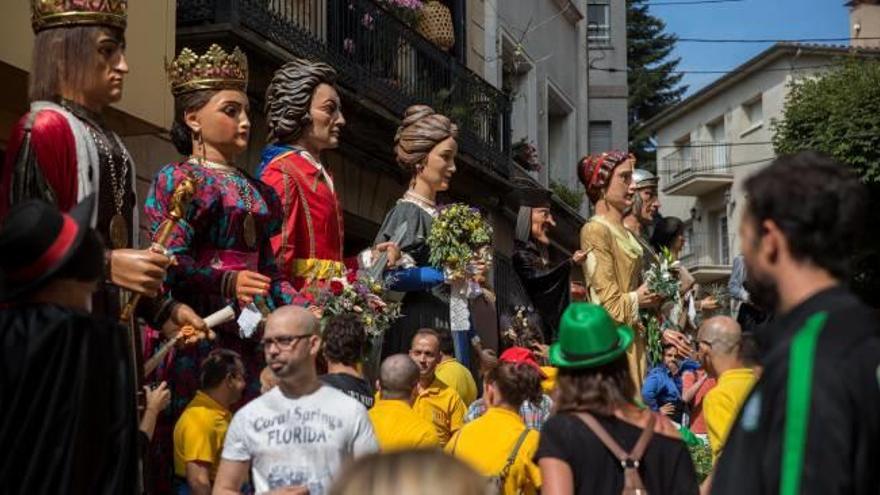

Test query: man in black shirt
[711,152,880,495]
[320,313,375,409]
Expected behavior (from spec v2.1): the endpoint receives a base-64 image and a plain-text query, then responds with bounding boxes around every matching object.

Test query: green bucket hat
[549,303,634,369]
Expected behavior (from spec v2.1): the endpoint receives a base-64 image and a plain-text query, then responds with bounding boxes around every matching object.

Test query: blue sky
[648,0,851,95]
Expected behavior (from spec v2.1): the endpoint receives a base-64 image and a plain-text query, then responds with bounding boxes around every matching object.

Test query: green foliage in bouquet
[688,438,713,482]
[427,203,493,278]
[302,275,402,338]
[645,312,664,366]
[645,247,681,301]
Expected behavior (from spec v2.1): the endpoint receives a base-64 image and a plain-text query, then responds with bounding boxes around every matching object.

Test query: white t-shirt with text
[222,384,378,494]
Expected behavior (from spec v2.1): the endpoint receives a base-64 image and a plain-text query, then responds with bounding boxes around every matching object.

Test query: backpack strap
[499,428,532,480]
[574,412,656,466]
[780,311,827,495]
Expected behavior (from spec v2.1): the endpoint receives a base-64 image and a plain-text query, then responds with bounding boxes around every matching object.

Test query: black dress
[374,200,450,356]
[512,239,572,343]
[0,304,139,494]
[535,414,699,495]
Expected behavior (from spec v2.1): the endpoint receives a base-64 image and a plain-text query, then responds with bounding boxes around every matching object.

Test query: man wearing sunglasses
[213,306,378,495]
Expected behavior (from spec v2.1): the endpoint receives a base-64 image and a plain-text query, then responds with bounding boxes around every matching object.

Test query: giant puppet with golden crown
[1,0,205,331]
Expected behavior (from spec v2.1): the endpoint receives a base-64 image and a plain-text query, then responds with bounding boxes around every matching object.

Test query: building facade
[643,43,878,286]
[586,0,629,153]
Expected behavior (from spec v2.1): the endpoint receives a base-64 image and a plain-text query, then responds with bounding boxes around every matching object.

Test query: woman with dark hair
[651,216,718,335]
[536,303,699,495]
[577,151,661,390]
[447,361,543,495]
[144,44,307,493]
[372,105,460,356]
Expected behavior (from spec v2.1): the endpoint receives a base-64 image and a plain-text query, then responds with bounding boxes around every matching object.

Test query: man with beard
[709,152,880,495]
[510,180,586,343]
[214,306,377,494]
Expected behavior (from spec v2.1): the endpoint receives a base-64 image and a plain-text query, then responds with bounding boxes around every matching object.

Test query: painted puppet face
[416,136,458,194]
[300,83,346,153]
[530,207,556,246]
[186,90,251,162]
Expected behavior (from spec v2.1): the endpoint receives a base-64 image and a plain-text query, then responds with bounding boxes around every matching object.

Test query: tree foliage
[627,0,688,170]
[772,59,880,183]
[773,59,880,306]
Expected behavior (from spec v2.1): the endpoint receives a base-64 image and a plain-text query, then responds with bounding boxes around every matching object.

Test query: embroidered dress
[259,145,346,288]
[145,160,303,403]
[145,160,306,492]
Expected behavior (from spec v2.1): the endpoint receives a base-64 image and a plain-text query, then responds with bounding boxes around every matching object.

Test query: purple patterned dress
[144,160,305,492]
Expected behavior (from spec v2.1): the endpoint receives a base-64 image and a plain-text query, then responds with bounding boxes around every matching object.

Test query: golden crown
[166,44,249,96]
[32,0,127,33]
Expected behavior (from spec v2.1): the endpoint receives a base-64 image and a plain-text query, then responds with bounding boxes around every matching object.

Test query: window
[718,214,730,265]
[587,1,611,45]
[743,97,763,127]
[588,121,612,154]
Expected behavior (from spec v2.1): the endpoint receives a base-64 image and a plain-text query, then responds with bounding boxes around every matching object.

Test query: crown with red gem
[31,0,127,33]
[166,44,249,96]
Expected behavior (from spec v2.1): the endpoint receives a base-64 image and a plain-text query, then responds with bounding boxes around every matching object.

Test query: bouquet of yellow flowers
[427,203,493,280]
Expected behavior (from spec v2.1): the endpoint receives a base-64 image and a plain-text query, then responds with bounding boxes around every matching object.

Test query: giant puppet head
[509,178,555,247]
[29,0,129,107]
[631,168,660,226]
[395,105,459,193]
[265,58,344,153]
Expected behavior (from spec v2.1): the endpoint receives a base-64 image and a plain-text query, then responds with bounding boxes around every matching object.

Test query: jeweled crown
[166,44,249,96]
[32,0,127,33]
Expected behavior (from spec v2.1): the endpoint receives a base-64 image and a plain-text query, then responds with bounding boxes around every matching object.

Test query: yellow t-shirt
[173,391,231,479]
[412,377,467,446]
[704,367,757,462]
[368,399,440,452]
[446,407,542,495]
[540,366,557,394]
[435,357,478,405]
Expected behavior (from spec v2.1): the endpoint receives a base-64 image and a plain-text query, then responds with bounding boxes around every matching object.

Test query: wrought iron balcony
[659,142,733,196]
[177,0,511,176]
[680,231,732,284]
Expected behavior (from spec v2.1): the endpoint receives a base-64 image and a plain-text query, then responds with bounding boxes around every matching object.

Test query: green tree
[627,0,687,170]
[772,59,880,306]
[772,59,880,183]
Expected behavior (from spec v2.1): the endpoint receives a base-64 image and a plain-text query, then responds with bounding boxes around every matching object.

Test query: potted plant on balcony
[512,137,543,172]
[550,180,583,211]
[378,0,424,26]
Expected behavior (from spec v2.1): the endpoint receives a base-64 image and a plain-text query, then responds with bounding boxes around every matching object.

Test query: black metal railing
[178,0,511,175]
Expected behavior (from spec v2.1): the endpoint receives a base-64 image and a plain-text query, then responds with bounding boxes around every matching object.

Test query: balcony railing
[178,0,511,175]
[680,231,732,282]
[660,142,733,196]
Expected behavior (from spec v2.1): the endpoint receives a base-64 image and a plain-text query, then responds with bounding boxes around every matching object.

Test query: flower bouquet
[427,203,493,280]
[303,272,402,339]
[378,0,423,25]
[427,203,494,337]
[644,247,682,301]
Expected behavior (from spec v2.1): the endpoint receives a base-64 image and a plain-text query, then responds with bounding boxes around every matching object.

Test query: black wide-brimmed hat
[507,177,553,209]
[0,195,95,301]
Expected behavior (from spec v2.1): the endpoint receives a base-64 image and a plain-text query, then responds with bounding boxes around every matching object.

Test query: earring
[195,131,206,166]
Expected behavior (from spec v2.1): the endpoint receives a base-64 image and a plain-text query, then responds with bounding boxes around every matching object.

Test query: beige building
[643,43,878,285]
[850,0,880,48]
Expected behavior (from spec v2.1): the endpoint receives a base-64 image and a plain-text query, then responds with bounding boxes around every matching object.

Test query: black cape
[0,303,139,494]
[512,239,572,343]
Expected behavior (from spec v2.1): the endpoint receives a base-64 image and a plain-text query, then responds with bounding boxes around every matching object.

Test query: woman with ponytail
[577,151,662,391]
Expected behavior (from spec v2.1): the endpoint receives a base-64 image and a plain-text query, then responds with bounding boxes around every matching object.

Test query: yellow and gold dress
[580,215,647,390]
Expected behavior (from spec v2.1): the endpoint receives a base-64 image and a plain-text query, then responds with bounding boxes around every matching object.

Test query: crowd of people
[2,3,880,495]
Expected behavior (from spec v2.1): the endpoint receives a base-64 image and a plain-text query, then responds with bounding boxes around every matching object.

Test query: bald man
[696,316,757,463]
[214,306,378,495]
[368,354,440,451]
